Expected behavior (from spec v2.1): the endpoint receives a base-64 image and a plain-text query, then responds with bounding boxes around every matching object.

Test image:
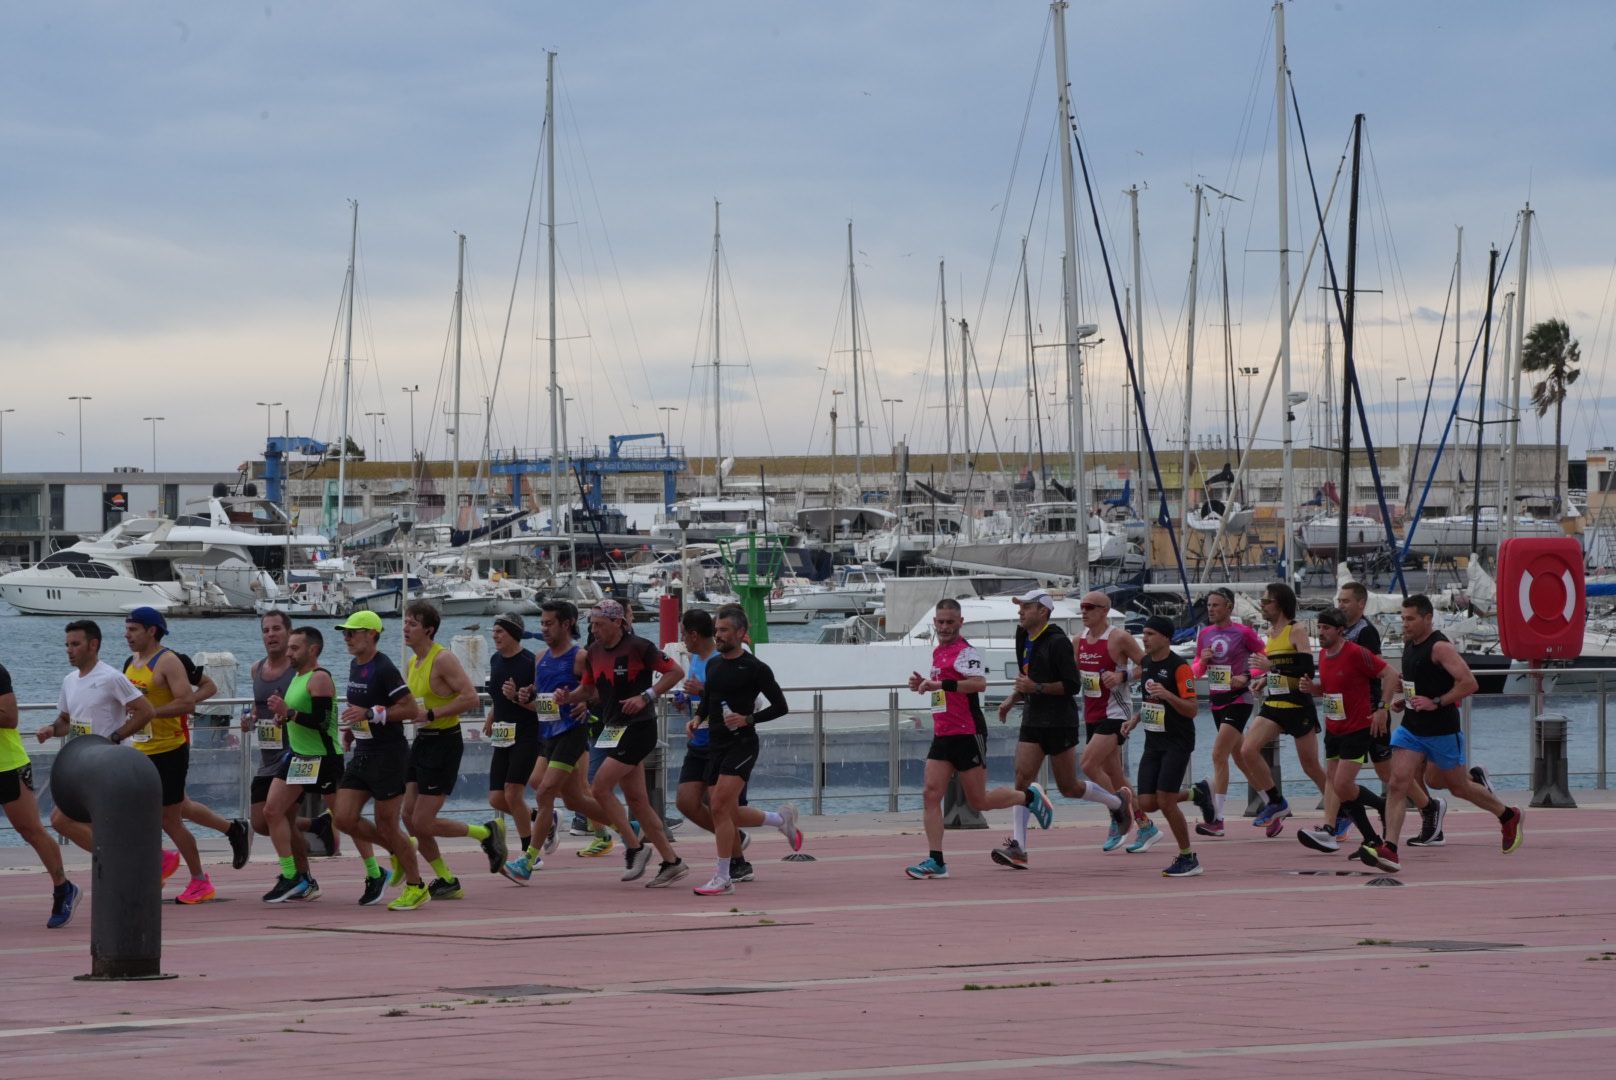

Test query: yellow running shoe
[388,836,420,888]
[576,835,614,858]
[387,882,431,911]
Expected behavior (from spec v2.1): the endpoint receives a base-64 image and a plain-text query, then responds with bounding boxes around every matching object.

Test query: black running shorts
[703,732,759,784]
[1136,737,1192,796]
[341,744,410,801]
[276,751,345,796]
[926,733,985,773]
[0,764,33,806]
[1324,727,1372,764]
[143,744,190,808]
[406,727,464,798]
[1213,702,1253,732]
[1084,717,1128,744]
[1018,725,1081,756]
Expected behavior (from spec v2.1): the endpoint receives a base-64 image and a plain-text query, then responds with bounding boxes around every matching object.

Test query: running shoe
[47,881,81,929]
[1355,840,1400,873]
[1125,821,1163,854]
[227,818,253,870]
[568,814,592,836]
[387,836,419,888]
[1190,779,1215,825]
[427,877,465,900]
[480,818,508,874]
[645,859,689,889]
[776,803,803,851]
[160,849,180,882]
[1104,791,1134,851]
[729,858,755,882]
[543,815,559,854]
[176,876,217,905]
[1408,795,1448,847]
[1195,819,1225,838]
[1470,764,1493,793]
[1500,806,1524,854]
[309,810,337,856]
[692,875,734,896]
[388,883,431,911]
[358,872,388,906]
[665,815,685,833]
[1252,798,1286,827]
[739,829,751,852]
[293,875,320,902]
[577,835,614,858]
[1025,782,1054,830]
[905,856,949,879]
[262,874,306,903]
[1331,814,1353,840]
[1162,853,1202,878]
[1297,826,1340,853]
[1255,798,1291,837]
[501,854,537,884]
[990,838,1028,869]
[621,843,653,882]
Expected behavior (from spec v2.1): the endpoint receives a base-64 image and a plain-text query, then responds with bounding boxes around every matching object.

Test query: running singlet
[0,664,24,772]
[533,645,582,739]
[929,638,987,738]
[1193,622,1265,709]
[486,648,536,736]
[1261,623,1313,709]
[685,649,713,749]
[580,633,677,726]
[1316,642,1387,734]
[346,653,410,750]
[1138,651,1196,742]
[1077,626,1130,724]
[1401,631,1461,738]
[406,643,460,731]
[284,668,341,758]
[124,649,188,755]
[252,658,297,768]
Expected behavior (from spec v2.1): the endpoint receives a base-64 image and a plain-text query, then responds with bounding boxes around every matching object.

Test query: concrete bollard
[1530,713,1577,808]
[50,735,174,981]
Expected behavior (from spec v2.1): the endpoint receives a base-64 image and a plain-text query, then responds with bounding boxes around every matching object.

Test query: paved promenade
[2,793,1614,1079]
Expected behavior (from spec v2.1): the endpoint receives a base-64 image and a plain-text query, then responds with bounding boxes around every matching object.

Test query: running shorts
[406,726,464,798]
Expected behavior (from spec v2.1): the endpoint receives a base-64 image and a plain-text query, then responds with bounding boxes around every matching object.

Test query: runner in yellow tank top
[1241,584,1332,837]
[402,601,506,898]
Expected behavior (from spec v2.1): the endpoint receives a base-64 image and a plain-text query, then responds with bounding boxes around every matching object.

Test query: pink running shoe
[160,850,181,882]
[176,876,217,905]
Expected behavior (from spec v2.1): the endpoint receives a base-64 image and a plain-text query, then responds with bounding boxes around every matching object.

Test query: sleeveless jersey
[124,648,188,755]
[1401,630,1461,737]
[1077,626,1129,724]
[406,642,460,731]
[929,637,987,738]
[534,644,582,739]
[252,657,297,771]
[284,667,341,758]
[1261,622,1313,709]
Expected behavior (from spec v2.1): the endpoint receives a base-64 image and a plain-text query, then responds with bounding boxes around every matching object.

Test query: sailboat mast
[713,200,724,498]
[1503,205,1531,539]
[1470,245,1499,556]
[940,260,953,480]
[1021,238,1036,473]
[337,199,358,554]
[848,222,863,506]
[960,316,973,541]
[1273,0,1297,579]
[1455,226,1463,431]
[1129,185,1147,527]
[1337,114,1363,567]
[1052,0,1088,591]
[1221,229,1235,457]
[452,231,465,529]
[1181,184,1202,534]
[546,51,561,533]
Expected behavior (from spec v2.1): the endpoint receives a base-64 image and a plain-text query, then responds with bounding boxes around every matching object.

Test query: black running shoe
[427,877,465,900]
[358,872,388,907]
[227,818,252,870]
[1190,779,1215,825]
[730,858,756,883]
[263,874,304,903]
[480,819,508,873]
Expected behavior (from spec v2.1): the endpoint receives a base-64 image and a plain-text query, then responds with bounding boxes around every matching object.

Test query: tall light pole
[0,408,13,474]
[657,406,679,439]
[67,396,91,471]
[142,416,164,472]
[401,385,420,489]
[255,400,282,445]
[881,398,904,453]
[1237,367,1260,444]
[363,411,386,460]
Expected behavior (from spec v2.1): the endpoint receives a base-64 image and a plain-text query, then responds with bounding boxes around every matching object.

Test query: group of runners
[906,582,1524,880]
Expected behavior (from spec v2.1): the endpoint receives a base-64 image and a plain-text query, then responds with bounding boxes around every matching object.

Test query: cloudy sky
[4,1,1614,480]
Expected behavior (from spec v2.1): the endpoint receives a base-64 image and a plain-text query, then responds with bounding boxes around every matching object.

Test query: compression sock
[1356,786,1386,814]
[465,823,491,841]
[430,857,454,882]
[760,811,784,828]
[930,850,945,867]
[1012,804,1030,847]
[279,856,297,878]
[1343,797,1380,844]
[362,856,381,878]
[1080,785,1122,810]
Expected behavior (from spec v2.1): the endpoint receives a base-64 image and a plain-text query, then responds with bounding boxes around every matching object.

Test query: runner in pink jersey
[905,599,1050,880]
[1187,587,1267,837]
[1076,591,1146,852]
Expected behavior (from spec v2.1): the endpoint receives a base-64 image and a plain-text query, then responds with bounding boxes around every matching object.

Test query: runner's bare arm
[152,653,196,718]
[429,652,482,717]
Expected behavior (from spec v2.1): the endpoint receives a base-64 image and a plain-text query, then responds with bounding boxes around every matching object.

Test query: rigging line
[1405,259,1456,510]
[486,105,546,478]
[720,241,777,459]
[1360,135,1429,406]
[1071,126,1192,601]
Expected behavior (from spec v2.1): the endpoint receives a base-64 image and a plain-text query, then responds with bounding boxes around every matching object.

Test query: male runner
[242,611,335,859]
[554,599,685,884]
[504,602,631,882]
[1241,583,1329,836]
[401,601,505,900]
[40,621,152,858]
[330,610,427,910]
[1120,616,1200,876]
[483,612,540,877]
[2,655,80,927]
[261,626,352,901]
[1295,608,1400,866]
[1188,587,1266,837]
[691,606,793,896]
[1336,581,1445,846]
[1075,591,1147,851]
[906,599,1048,880]
[993,590,1129,869]
[1359,594,1523,873]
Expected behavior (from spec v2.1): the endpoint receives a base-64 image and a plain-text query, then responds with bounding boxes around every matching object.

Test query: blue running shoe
[1125,821,1163,854]
[1102,819,1127,853]
[47,881,81,929]
[1162,852,1203,878]
[904,856,949,879]
[1263,799,1292,837]
[1332,813,1352,839]
[501,853,536,885]
[1025,782,1054,830]
[1252,799,1284,827]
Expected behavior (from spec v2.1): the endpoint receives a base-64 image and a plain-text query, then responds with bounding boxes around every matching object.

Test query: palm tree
[1520,318,1580,514]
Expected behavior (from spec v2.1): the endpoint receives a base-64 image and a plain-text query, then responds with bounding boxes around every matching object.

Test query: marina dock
[3,795,1614,1077]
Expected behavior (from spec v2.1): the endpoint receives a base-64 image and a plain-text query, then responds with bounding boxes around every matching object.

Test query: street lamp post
[67,396,92,471]
[1237,367,1260,444]
[141,417,164,472]
[255,401,283,445]
[881,397,903,453]
[657,406,678,440]
[363,412,386,460]
[0,408,13,474]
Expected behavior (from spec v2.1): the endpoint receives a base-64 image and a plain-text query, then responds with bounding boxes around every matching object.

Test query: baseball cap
[591,598,628,622]
[1012,589,1055,611]
[1143,615,1176,638]
[1317,607,1349,629]
[336,610,384,633]
[493,612,526,637]
[126,606,168,637]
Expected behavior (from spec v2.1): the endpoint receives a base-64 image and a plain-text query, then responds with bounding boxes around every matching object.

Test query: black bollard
[943,734,990,829]
[50,735,174,981]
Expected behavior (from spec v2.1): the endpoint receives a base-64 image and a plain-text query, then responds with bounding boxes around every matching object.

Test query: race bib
[70,720,93,738]
[595,724,627,749]
[534,694,560,716]
[1265,671,1289,695]
[1141,701,1167,733]
[1081,671,1103,698]
[930,690,946,711]
[256,719,282,749]
[350,717,372,740]
[129,724,153,744]
[286,755,321,786]
[1323,693,1346,722]
[490,721,517,748]
[1208,665,1233,692]
[1403,684,1418,706]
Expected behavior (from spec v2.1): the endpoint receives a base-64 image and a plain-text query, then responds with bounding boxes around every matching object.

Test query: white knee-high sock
[1013,803,1029,847]
[1081,784,1121,810]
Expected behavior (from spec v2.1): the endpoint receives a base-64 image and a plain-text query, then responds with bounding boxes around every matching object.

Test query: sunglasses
[340,628,362,638]
[1079,603,1104,611]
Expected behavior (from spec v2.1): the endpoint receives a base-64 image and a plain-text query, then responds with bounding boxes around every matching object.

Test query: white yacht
[925,502,1139,579]
[1405,507,1574,560]
[650,496,797,543]
[859,503,965,567]
[1295,513,1390,558]
[769,564,893,616]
